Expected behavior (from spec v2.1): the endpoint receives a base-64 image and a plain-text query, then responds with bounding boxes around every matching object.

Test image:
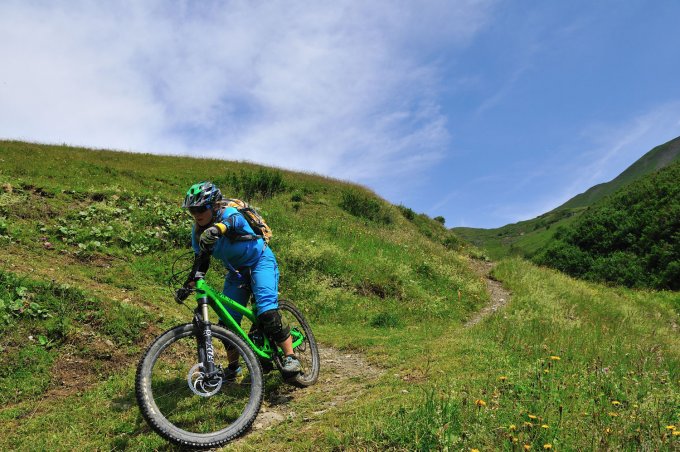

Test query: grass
[346,259,680,450]
[0,140,678,450]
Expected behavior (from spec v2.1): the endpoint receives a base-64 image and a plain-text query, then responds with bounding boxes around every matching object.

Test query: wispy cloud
[0,0,495,184]
[492,101,680,225]
[474,63,531,116]
[564,101,680,196]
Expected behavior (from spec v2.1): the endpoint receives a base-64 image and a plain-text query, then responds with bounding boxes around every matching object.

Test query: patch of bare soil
[232,345,383,445]
[46,326,160,400]
[465,259,511,328]
[4,323,162,422]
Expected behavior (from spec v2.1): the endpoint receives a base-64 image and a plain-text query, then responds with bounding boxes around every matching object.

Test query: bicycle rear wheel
[277,300,320,387]
[135,323,263,448]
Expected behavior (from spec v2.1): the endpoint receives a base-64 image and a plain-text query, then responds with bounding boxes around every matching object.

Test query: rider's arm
[187,224,211,284]
[196,211,253,251]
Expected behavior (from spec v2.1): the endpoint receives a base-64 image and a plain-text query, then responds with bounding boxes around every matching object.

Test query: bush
[370,312,403,329]
[587,251,647,288]
[340,189,394,225]
[442,233,461,250]
[434,216,445,225]
[213,168,287,201]
[535,161,680,289]
[398,205,416,221]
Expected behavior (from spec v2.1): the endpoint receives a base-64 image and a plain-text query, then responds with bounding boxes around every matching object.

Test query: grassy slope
[561,135,680,209]
[1,141,678,450]
[454,136,680,260]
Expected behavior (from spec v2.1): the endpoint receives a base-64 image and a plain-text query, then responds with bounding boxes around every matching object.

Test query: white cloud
[0,0,495,183]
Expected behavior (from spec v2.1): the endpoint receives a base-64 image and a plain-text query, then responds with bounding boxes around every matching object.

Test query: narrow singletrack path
[231,345,383,447]
[465,259,511,328]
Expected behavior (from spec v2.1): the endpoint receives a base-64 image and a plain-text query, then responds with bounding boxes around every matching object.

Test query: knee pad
[258,309,290,344]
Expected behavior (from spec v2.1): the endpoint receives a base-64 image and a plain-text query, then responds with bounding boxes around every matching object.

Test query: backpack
[223,198,273,243]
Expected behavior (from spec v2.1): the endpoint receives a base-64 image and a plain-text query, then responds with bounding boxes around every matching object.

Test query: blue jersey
[192,207,265,269]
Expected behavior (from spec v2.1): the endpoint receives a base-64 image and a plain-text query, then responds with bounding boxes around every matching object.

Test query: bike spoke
[147,333,257,434]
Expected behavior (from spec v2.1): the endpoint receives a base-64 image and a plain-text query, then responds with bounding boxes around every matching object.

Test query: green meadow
[0,141,678,450]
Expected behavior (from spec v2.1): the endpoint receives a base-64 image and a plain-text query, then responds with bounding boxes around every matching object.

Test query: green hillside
[1,141,678,450]
[535,160,680,289]
[454,136,680,260]
[561,136,680,209]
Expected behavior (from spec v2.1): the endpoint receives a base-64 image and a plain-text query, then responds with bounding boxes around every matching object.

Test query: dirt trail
[231,345,383,446]
[233,258,512,446]
[465,259,511,328]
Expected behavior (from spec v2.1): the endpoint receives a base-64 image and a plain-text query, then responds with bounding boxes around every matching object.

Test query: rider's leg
[221,271,250,368]
[251,249,300,373]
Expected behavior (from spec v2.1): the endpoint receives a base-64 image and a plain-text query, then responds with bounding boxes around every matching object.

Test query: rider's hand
[174,286,192,303]
[199,225,223,251]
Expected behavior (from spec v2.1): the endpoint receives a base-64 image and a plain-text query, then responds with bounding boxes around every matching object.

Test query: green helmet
[182,181,223,209]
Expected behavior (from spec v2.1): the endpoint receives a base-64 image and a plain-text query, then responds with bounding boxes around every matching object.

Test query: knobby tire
[277,300,320,387]
[135,323,263,449]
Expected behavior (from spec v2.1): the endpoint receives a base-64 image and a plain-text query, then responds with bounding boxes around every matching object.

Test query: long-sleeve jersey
[191,206,265,269]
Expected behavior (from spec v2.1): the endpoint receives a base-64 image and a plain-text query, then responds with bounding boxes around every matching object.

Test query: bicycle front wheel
[135,323,263,448]
[278,300,320,387]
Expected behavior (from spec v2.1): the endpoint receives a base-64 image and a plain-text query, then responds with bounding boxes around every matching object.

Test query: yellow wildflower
[524,422,533,428]
[666,425,676,430]
[605,428,611,434]
[475,399,487,407]
[541,424,549,429]
[499,376,508,382]
[544,369,550,373]
[673,431,680,436]
[611,401,621,406]
[543,445,552,450]
[471,449,480,452]
[549,356,561,360]
[528,414,538,420]
[509,424,517,431]
[523,445,532,450]
[608,412,619,417]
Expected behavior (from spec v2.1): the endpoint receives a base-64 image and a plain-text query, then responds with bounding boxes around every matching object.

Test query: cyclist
[179,181,301,377]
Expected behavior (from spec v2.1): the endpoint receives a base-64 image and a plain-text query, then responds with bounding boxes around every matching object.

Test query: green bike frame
[195,279,305,360]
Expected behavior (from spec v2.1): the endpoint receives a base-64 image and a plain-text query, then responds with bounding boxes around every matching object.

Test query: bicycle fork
[193,297,219,378]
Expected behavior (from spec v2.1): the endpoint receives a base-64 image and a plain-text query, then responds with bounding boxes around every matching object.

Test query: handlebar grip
[175,287,192,303]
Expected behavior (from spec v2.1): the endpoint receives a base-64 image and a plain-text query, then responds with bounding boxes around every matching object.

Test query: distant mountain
[453,136,680,259]
[560,135,680,209]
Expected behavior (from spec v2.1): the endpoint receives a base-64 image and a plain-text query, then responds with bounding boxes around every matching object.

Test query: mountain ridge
[453,135,680,259]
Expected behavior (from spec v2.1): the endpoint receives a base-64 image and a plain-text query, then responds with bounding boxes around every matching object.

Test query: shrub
[232,169,286,200]
[398,205,416,221]
[534,161,680,289]
[370,312,403,329]
[434,216,445,225]
[340,189,394,225]
[442,233,461,250]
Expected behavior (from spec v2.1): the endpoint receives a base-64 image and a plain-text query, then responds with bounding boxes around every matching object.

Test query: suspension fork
[193,297,218,376]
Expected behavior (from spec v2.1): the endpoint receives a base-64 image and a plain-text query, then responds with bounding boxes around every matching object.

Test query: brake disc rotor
[187,363,223,397]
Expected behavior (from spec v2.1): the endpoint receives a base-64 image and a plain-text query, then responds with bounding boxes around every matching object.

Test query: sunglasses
[188,205,211,214]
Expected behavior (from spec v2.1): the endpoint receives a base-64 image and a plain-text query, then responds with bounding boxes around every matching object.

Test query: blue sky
[1,1,679,228]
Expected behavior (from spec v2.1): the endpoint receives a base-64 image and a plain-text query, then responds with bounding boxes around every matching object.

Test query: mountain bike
[135,251,320,449]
